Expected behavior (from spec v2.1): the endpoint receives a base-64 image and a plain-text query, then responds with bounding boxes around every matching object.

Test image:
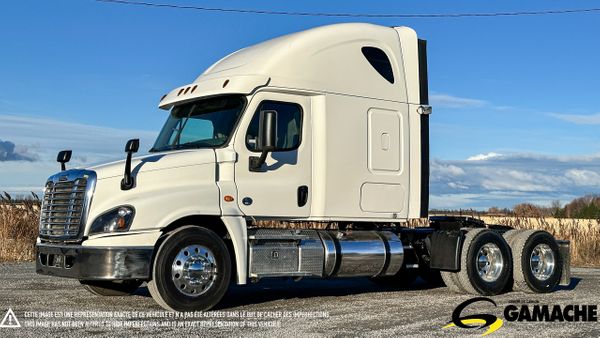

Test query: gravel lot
[0,263,598,337]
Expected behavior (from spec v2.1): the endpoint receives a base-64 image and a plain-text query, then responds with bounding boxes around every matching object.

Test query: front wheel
[149,226,231,311]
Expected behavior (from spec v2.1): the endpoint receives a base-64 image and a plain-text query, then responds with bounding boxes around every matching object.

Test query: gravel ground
[0,263,598,337]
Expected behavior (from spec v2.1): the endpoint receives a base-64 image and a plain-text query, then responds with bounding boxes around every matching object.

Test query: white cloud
[429,93,487,108]
[467,152,502,161]
[549,112,600,125]
[431,160,465,178]
[0,114,158,193]
[430,152,600,209]
[447,182,468,190]
[430,193,485,209]
[565,169,600,187]
[0,114,157,164]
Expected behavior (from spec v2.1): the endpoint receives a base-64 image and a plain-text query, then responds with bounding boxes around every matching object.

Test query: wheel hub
[476,243,504,282]
[171,245,217,296]
[530,243,555,281]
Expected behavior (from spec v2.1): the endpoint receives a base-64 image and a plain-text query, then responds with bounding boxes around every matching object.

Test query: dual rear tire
[442,229,512,295]
[505,230,562,293]
[442,228,562,295]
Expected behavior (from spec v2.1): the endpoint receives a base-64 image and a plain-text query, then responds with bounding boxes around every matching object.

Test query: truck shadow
[555,277,581,291]
[137,277,441,309]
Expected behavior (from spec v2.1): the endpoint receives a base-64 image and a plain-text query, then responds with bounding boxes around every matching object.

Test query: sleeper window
[361,46,394,84]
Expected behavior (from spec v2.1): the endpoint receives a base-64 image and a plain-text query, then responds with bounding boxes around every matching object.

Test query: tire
[511,230,562,293]
[456,229,512,295]
[370,266,419,288]
[147,280,171,310]
[441,229,489,294]
[441,271,464,293]
[501,229,524,292]
[80,280,142,296]
[150,226,232,311]
[502,229,522,246]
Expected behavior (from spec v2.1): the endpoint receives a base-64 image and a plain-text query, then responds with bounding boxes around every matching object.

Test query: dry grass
[0,193,40,262]
[480,216,600,267]
[1,195,598,267]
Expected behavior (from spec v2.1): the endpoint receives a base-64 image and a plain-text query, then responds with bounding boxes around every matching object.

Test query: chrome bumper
[36,243,153,280]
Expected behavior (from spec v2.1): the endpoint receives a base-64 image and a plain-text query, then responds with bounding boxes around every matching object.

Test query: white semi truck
[36,23,570,311]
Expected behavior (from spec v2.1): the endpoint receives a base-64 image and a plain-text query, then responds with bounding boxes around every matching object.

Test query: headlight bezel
[89,205,136,236]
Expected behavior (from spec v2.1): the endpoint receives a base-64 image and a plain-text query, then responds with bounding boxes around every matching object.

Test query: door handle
[297,186,308,207]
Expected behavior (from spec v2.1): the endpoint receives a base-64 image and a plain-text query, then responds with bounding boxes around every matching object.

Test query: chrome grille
[39,170,96,240]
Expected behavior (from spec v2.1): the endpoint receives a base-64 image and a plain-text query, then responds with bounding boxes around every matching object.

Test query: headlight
[89,206,135,235]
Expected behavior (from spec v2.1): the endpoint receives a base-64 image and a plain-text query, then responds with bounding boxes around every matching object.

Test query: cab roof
[160,23,418,109]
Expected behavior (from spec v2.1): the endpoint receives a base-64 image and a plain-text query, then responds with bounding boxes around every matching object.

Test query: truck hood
[89,149,216,180]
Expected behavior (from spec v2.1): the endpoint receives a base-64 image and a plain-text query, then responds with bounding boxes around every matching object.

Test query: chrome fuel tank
[248,229,404,279]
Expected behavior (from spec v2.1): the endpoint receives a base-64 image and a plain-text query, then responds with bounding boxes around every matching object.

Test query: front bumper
[36,243,153,280]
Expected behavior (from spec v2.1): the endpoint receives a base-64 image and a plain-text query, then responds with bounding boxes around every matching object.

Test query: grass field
[480,216,600,267]
[0,199,40,262]
[1,198,598,266]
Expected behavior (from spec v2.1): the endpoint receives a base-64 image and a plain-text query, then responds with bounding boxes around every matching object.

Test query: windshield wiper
[149,140,214,153]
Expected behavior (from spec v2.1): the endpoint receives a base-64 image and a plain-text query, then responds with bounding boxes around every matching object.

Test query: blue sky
[1,0,600,209]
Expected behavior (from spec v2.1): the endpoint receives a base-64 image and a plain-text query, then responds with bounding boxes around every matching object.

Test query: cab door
[233,92,312,218]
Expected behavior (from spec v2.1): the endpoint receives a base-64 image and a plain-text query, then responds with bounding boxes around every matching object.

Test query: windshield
[150,95,246,152]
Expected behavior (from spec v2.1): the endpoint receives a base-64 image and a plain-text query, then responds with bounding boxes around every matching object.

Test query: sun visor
[158,75,270,110]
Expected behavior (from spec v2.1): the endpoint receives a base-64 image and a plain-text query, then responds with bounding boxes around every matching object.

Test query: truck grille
[39,170,96,241]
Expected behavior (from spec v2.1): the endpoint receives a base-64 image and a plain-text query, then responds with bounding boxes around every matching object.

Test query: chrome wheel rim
[530,243,555,281]
[476,243,504,282]
[171,245,217,297]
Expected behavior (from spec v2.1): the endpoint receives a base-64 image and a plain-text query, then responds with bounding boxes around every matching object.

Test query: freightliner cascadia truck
[36,23,570,311]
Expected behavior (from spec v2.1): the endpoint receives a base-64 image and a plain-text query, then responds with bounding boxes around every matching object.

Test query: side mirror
[57,150,72,171]
[258,110,277,151]
[121,138,140,190]
[125,139,140,153]
[250,110,277,172]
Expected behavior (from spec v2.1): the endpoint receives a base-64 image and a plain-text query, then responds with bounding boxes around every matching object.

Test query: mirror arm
[249,146,273,172]
[121,151,134,190]
[121,139,140,190]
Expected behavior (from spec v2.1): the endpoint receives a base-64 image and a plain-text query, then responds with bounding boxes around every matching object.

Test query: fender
[221,216,248,284]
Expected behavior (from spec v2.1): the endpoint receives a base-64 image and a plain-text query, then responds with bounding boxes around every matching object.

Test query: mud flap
[557,240,571,286]
[429,230,463,271]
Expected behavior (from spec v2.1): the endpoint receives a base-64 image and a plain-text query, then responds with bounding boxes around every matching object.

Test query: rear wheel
[149,226,232,311]
[502,229,522,246]
[441,229,487,294]
[456,229,512,295]
[511,230,562,293]
[441,271,464,293]
[80,280,142,296]
[501,229,525,291]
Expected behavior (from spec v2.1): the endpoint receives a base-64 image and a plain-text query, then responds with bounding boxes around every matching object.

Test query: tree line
[431,194,600,219]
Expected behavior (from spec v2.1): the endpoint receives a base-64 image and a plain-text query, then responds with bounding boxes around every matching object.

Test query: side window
[361,46,394,84]
[246,101,302,151]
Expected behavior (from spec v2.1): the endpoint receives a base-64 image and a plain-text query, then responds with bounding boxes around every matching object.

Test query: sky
[1,0,600,209]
